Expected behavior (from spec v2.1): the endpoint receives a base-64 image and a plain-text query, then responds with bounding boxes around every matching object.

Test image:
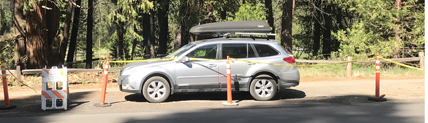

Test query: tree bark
[322,4,332,59]
[280,0,293,54]
[149,10,155,58]
[157,0,169,54]
[59,0,74,65]
[264,0,275,33]
[393,0,401,58]
[312,19,321,56]
[46,0,61,67]
[220,9,226,20]
[14,0,26,68]
[116,9,124,60]
[26,0,48,69]
[174,28,181,51]
[66,0,81,68]
[179,0,189,47]
[143,13,151,58]
[86,0,94,68]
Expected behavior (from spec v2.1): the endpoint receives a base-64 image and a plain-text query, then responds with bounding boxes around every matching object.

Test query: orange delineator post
[226,56,232,104]
[375,54,380,99]
[1,61,10,107]
[369,54,386,101]
[95,58,111,107]
[101,59,109,105]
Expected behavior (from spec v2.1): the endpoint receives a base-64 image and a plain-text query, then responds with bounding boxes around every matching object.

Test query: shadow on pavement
[0,91,93,117]
[122,95,421,123]
[124,89,306,102]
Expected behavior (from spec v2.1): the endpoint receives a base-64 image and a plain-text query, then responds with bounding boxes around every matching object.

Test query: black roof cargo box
[190,21,271,35]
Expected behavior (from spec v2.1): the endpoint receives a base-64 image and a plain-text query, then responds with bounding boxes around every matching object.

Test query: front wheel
[249,74,277,101]
[142,76,170,103]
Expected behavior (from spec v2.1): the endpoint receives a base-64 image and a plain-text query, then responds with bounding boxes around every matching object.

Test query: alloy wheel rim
[254,79,273,97]
[147,81,166,99]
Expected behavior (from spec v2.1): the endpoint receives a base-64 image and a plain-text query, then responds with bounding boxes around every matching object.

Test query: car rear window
[222,43,254,58]
[253,44,279,57]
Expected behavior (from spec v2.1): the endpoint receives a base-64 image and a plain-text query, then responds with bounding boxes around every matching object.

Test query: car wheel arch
[140,72,174,95]
[248,71,279,90]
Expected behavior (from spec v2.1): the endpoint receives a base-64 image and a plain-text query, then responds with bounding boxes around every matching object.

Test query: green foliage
[332,0,424,59]
[229,3,266,21]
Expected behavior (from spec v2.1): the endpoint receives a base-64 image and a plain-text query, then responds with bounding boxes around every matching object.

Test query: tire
[142,76,170,103]
[249,74,277,101]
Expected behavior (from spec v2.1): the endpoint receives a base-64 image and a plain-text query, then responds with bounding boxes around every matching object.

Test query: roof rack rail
[223,32,276,40]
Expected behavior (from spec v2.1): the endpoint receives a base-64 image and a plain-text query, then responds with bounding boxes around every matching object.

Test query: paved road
[0,79,424,123]
[0,102,424,123]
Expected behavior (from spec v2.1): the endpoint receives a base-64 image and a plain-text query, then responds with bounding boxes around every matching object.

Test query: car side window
[254,44,279,57]
[222,43,253,58]
[187,44,217,59]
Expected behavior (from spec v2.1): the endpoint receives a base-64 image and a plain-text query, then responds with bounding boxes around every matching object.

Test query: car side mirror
[181,56,189,63]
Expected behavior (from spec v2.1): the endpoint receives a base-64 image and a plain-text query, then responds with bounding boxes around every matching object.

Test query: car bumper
[118,75,141,93]
[278,69,300,90]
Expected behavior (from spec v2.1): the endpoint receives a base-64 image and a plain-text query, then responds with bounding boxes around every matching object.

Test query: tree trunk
[220,9,226,20]
[312,0,321,57]
[59,0,74,65]
[116,9,124,60]
[157,0,169,54]
[179,0,189,47]
[86,0,94,68]
[393,0,401,58]
[1,4,6,34]
[66,0,81,68]
[322,4,331,59]
[26,0,48,69]
[46,0,61,67]
[333,5,342,52]
[312,19,321,56]
[264,0,275,33]
[280,0,293,54]
[14,0,26,68]
[174,28,181,51]
[149,10,155,58]
[143,13,151,58]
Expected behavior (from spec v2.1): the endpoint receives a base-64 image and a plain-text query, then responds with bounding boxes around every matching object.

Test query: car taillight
[283,56,295,63]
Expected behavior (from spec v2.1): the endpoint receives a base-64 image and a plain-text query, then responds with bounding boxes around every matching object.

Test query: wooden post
[16,66,22,86]
[419,52,424,69]
[347,56,352,77]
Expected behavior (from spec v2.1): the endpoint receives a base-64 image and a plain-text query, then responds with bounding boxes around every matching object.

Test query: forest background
[0,0,424,69]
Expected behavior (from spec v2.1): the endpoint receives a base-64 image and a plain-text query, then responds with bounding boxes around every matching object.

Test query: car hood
[120,59,175,72]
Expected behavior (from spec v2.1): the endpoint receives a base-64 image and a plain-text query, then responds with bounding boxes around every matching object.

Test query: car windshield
[164,44,196,58]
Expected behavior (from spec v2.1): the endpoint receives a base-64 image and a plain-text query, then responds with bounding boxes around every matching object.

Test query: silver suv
[118,21,300,103]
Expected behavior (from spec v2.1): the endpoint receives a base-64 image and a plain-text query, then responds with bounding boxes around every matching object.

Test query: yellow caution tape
[108,56,376,67]
[109,58,176,63]
[379,57,423,70]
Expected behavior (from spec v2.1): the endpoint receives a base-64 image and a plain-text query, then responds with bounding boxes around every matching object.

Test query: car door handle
[208,64,217,68]
[247,63,256,65]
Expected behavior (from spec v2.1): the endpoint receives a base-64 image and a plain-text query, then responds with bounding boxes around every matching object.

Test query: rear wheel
[249,74,277,101]
[142,76,170,103]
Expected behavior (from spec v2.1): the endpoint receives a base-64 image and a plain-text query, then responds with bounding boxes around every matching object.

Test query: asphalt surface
[0,79,425,123]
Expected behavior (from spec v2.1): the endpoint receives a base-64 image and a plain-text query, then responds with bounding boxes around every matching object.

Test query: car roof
[192,38,279,45]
